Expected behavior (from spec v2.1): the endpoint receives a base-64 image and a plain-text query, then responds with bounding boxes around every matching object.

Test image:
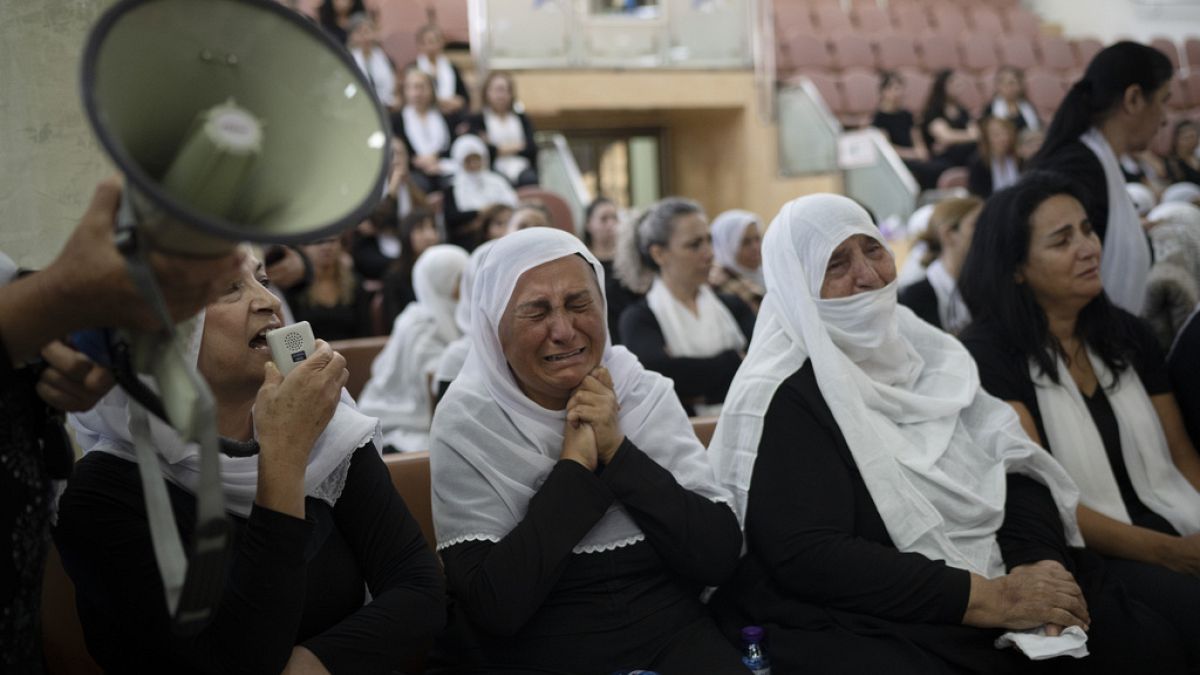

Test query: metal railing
[534,131,593,234]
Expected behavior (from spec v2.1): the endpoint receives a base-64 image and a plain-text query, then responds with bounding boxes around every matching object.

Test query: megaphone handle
[113,194,175,340]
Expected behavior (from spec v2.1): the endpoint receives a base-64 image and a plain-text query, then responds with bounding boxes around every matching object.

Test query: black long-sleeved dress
[54,444,445,674]
[618,293,754,408]
[433,439,746,675]
[709,361,1190,674]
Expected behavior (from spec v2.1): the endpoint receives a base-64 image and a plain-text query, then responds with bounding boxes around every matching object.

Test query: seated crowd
[27,35,1200,675]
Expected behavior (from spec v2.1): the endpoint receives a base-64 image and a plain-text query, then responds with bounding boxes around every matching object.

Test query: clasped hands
[560,367,624,472]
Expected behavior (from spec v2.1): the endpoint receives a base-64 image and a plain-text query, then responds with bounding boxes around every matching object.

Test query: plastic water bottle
[741,626,772,675]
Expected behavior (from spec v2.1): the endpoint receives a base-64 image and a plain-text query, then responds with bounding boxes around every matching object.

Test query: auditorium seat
[1152,37,1182,71]
[919,34,958,71]
[998,35,1037,70]
[930,5,968,38]
[774,2,816,36]
[516,186,577,234]
[330,335,390,400]
[831,33,875,71]
[1036,35,1076,73]
[968,6,1005,35]
[853,3,893,34]
[897,67,934,113]
[959,34,1000,74]
[1186,37,1200,70]
[779,31,834,71]
[430,0,470,46]
[1004,6,1040,36]
[384,451,435,549]
[812,2,853,33]
[875,34,921,70]
[804,70,844,113]
[839,70,881,128]
[1169,77,1192,112]
[1073,38,1103,68]
[1186,73,1200,112]
[891,5,930,35]
[1025,69,1069,121]
[948,72,986,117]
[42,546,102,675]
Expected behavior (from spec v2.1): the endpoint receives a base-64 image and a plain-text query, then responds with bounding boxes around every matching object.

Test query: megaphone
[75,0,390,636]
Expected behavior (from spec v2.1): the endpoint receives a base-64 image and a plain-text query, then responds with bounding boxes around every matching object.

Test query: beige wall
[1,0,118,270]
[513,70,839,223]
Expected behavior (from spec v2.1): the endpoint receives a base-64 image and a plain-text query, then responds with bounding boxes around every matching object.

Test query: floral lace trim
[435,533,647,554]
[436,533,502,551]
[312,453,355,506]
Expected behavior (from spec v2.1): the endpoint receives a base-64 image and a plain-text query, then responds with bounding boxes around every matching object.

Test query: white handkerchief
[995,625,1089,660]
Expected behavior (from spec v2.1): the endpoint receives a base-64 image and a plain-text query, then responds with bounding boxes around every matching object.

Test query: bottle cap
[742,625,764,642]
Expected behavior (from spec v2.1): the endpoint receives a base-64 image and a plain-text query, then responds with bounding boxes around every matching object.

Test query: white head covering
[710,209,765,288]
[1162,182,1200,206]
[430,228,731,553]
[358,244,468,452]
[1080,128,1152,314]
[434,240,495,387]
[1126,182,1157,217]
[708,194,1082,579]
[70,312,381,517]
[450,135,518,213]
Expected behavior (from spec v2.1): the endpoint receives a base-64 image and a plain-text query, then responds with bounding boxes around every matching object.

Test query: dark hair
[1172,118,1198,156]
[388,207,437,283]
[922,69,958,127]
[318,0,365,33]
[614,196,704,293]
[582,196,614,246]
[879,70,903,92]
[993,65,1026,98]
[476,203,514,245]
[1034,42,1174,163]
[958,170,1135,385]
[977,114,1018,161]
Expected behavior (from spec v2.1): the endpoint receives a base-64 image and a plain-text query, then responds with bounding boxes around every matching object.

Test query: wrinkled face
[498,256,606,410]
[1176,125,1199,157]
[486,207,513,240]
[1019,194,1103,310]
[197,254,283,398]
[510,208,549,232]
[463,153,484,173]
[996,69,1022,102]
[985,118,1016,157]
[735,222,762,270]
[586,202,619,244]
[485,76,514,112]
[819,234,896,299]
[403,70,433,109]
[418,28,444,57]
[1127,83,1171,152]
[652,212,712,290]
[410,217,440,258]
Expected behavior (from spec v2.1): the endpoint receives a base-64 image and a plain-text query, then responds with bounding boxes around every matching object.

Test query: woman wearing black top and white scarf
[392,67,453,194]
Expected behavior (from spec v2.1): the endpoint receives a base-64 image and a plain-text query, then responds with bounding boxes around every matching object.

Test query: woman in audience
[898,196,982,333]
[429,227,745,674]
[443,135,518,250]
[58,251,444,673]
[317,0,363,45]
[584,196,641,341]
[345,12,397,110]
[708,209,765,313]
[1164,119,1200,186]
[392,67,453,194]
[615,198,755,415]
[989,66,1042,133]
[414,24,469,129]
[359,245,468,453]
[958,174,1200,663]
[382,207,443,326]
[507,202,553,232]
[708,193,1190,674]
[352,199,403,283]
[968,115,1022,198]
[288,235,372,340]
[1168,305,1200,444]
[467,71,540,187]
[477,203,514,244]
[921,69,979,168]
[433,241,495,402]
[873,71,945,190]
[1031,41,1174,315]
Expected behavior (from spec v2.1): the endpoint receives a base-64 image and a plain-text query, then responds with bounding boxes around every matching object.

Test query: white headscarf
[70,312,381,518]
[1162,182,1200,205]
[710,209,765,288]
[708,194,1082,580]
[430,228,731,553]
[358,244,468,452]
[450,135,518,213]
[434,240,495,387]
[351,46,397,108]
[1126,182,1157,217]
[1080,127,1152,315]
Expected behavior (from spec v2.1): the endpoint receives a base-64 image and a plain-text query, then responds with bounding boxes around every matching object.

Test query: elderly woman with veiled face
[429,228,746,674]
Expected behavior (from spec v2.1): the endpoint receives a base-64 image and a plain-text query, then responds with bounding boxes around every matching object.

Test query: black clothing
[618,293,755,407]
[872,109,947,189]
[990,101,1040,134]
[390,109,454,193]
[465,111,540,187]
[600,259,642,345]
[286,281,374,341]
[54,444,444,674]
[960,311,1173,533]
[922,106,977,167]
[1031,139,1110,242]
[435,439,744,675]
[898,277,942,330]
[0,340,73,674]
[709,362,1190,674]
[382,267,416,329]
[1168,309,1200,445]
[350,234,399,282]
[1165,156,1200,185]
[966,153,1022,198]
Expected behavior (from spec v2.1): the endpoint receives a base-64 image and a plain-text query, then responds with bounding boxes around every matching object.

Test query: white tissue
[995,625,1089,660]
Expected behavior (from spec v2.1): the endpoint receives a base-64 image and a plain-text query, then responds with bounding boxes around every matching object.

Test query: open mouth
[249,327,272,351]
[544,347,585,363]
